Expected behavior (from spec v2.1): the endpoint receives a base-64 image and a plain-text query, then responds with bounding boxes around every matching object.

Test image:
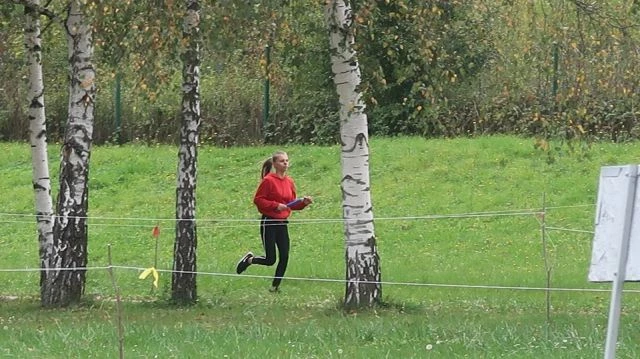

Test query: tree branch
[9,0,61,22]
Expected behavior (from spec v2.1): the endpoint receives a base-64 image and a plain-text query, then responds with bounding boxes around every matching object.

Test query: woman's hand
[302,196,313,205]
[276,203,288,211]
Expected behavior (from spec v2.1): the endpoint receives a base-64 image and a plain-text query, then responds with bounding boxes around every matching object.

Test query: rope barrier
[1,212,596,233]
[545,226,595,234]
[0,206,597,237]
[0,266,110,272]
[0,264,635,294]
[543,204,594,210]
[0,207,548,227]
[0,203,604,298]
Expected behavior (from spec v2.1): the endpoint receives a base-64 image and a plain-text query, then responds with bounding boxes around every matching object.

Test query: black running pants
[251,216,290,288]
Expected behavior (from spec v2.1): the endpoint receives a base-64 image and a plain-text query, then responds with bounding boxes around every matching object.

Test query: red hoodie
[253,173,306,219]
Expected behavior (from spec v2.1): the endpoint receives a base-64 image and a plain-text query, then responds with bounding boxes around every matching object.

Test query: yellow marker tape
[139,267,159,288]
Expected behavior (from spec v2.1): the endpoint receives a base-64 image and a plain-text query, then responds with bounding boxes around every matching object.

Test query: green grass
[1,136,639,358]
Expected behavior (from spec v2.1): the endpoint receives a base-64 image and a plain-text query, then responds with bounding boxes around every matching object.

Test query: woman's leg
[251,217,277,266]
[271,224,290,288]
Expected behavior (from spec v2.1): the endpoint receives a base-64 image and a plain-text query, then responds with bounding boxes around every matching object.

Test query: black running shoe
[236,252,253,274]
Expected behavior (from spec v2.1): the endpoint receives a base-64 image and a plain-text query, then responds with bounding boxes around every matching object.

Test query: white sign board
[588,165,640,282]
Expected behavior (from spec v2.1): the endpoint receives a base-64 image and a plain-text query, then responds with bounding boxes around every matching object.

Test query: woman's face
[273,153,289,174]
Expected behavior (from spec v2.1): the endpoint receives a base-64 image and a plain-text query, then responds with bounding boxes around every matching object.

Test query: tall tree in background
[172,0,201,304]
[325,0,381,308]
[44,0,96,306]
[24,0,56,306]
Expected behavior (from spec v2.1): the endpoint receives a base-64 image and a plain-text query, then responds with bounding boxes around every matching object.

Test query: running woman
[235,151,313,292]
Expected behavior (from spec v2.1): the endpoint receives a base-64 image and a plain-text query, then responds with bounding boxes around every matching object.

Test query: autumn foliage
[1,0,639,145]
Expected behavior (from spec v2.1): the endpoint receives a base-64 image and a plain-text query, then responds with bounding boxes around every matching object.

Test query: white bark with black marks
[24,0,56,305]
[326,0,381,308]
[43,0,95,307]
[172,0,201,304]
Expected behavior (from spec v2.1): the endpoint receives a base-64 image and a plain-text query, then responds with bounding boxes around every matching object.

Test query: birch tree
[43,0,95,306]
[325,0,381,308]
[172,0,201,304]
[24,0,57,306]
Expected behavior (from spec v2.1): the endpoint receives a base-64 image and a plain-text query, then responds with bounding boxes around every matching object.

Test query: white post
[604,165,638,359]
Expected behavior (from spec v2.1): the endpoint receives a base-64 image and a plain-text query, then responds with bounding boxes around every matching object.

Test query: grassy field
[1,136,639,358]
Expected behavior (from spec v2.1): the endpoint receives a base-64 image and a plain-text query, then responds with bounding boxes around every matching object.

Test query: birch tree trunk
[172,0,201,304]
[24,0,56,306]
[326,0,381,308]
[43,0,95,307]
